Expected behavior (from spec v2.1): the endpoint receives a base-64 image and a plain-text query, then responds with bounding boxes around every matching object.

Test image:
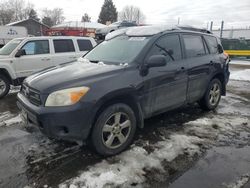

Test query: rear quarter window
[53,39,75,53]
[204,35,218,54]
[77,39,93,51]
[183,35,206,58]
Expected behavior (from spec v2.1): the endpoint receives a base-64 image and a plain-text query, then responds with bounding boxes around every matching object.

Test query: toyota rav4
[17,25,230,156]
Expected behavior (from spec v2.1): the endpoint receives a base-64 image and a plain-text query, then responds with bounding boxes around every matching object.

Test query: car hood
[0,55,11,60]
[25,61,125,93]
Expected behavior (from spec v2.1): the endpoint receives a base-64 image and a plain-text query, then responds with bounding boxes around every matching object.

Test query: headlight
[45,87,89,107]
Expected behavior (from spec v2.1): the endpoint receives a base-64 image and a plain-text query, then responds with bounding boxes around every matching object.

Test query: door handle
[69,56,77,59]
[180,67,185,72]
[209,61,214,65]
[41,58,50,61]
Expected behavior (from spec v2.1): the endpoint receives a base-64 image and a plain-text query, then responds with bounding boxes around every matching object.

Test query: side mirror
[217,44,223,54]
[145,55,167,68]
[15,49,26,57]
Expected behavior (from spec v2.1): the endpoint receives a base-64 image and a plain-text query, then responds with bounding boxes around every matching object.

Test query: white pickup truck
[0,36,96,98]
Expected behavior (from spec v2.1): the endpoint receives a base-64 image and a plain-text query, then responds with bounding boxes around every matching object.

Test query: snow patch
[230,69,250,81]
[184,116,249,140]
[218,94,250,116]
[225,174,250,188]
[9,86,21,94]
[60,134,203,188]
[0,114,23,127]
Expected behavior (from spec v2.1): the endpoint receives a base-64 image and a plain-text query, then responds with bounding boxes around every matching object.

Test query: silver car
[95,21,137,40]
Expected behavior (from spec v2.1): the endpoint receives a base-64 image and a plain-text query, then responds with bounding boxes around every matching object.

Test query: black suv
[17,26,230,156]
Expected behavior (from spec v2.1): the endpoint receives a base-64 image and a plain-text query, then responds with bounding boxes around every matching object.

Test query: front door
[141,34,188,117]
[14,40,51,78]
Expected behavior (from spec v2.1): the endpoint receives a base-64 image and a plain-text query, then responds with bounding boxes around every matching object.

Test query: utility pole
[220,21,224,38]
[178,17,180,25]
[210,21,213,31]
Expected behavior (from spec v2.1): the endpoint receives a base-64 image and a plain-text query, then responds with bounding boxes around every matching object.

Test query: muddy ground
[0,63,250,188]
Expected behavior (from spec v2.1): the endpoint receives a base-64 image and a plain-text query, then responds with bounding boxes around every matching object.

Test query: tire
[91,103,137,156]
[0,74,10,99]
[199,78,222,111]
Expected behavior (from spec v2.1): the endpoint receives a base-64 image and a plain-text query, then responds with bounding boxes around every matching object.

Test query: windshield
[110,22,121,26]
[0,39,23,55]
[85,36,149,64]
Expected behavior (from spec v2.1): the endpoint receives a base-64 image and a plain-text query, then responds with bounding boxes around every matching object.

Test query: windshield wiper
[155,44,175,61]
[89,60,99,63]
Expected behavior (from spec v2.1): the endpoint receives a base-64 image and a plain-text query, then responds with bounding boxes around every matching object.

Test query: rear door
[182,34,213,103]
[14,39,51,77]
[141,34,188,117]
[51,39,77,65]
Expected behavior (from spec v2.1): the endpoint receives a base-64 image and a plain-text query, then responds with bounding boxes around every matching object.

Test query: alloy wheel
[0,78,7,96]
[102,112,131,149]
[209,82,220,106]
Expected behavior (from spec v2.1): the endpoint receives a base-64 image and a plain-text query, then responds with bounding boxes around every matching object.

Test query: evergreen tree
[42,16,53,27]
[28,8,39,21]
[98,0,117,24]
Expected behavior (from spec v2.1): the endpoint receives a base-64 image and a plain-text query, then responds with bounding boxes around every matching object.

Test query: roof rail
[176,25,212,34]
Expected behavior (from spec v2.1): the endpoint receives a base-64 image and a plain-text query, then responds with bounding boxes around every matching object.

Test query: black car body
[17,25,230,156]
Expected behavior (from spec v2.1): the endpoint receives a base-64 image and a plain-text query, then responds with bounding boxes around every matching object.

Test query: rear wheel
[199,78,222,110]
[0,74,10,99]
[91,103,136,156]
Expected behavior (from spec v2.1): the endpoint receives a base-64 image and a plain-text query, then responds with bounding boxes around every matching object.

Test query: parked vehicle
[0,26,28,48]
[17,25,230,156]
[0,36,96,98]
[95,21,137,40]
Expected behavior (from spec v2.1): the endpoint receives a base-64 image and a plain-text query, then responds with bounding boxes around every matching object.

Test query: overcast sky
[29,0,250,29]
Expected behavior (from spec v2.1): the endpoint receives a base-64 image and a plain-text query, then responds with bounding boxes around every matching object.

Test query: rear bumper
[17,92,95,141]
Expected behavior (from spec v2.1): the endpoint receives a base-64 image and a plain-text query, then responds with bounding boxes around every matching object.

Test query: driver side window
[21,40,50,55]
[147,34,182,62]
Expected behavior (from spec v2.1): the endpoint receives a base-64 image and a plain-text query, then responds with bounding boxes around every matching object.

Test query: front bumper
[17,92,95,141]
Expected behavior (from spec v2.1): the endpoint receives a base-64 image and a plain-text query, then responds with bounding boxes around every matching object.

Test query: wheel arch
[0,68,12,84]
[211,72,226,95]
[89,88,144,138]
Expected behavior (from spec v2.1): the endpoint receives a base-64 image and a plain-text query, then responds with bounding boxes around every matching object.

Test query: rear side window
[204,36,218,54]
[147,34,182,62]
[77,39,93,51]
[183,35,206,58]
[21,40,49,55]
[53,39,75,53]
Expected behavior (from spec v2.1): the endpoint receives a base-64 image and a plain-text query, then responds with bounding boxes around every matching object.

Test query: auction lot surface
[0,61,250,188]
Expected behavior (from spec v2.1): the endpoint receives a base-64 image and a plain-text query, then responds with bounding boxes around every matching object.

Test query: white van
[0,36,97,98]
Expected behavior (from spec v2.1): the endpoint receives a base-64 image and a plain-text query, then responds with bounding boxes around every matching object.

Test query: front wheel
[199,78,222,110]
[0,74,10,99]
[91,103,136,156]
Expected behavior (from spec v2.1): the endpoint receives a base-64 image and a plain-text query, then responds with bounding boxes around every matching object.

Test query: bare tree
[0,0,36,25]
[0,1,14,25]
[42,8,65,26]
[119,5,145,24]
[81,13,91,22]
[11,0,34,20]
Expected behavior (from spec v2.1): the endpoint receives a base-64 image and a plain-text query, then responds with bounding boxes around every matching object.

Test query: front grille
[21,84,41,106]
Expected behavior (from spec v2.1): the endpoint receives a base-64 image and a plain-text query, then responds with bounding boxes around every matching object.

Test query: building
[6,18,50,36]
[46,21,106,37]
